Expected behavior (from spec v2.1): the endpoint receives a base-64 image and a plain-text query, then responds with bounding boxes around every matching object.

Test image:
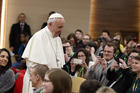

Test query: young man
[30,64,49,93]
[86,42,116,85]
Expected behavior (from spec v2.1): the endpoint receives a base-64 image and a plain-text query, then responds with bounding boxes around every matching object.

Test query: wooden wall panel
[90,0,140,41]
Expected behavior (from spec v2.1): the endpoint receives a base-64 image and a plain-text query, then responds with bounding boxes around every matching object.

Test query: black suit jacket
[9,22,31,54]
[107,68,136,93]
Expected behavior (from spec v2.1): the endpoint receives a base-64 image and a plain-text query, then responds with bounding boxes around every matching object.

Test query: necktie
[20,24,24,31]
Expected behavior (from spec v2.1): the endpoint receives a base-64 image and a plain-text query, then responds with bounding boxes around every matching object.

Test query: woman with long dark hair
[0,48,15,93]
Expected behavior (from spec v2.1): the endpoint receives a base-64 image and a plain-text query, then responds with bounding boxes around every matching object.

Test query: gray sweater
[0,69,15,93]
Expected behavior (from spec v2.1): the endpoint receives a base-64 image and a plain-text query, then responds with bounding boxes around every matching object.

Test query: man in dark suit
[9,13,31,54]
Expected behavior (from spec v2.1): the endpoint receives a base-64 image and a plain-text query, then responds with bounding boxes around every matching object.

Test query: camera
[114,57,121,63]
[63,46,66,54]
[114,56,123,66]
[73,59,82,65]
[99,53,103,58]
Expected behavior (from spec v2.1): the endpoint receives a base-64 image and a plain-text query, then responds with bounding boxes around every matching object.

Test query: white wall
[5,0,90,48]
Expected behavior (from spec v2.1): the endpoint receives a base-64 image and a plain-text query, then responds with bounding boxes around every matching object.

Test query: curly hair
[0,48,12,76]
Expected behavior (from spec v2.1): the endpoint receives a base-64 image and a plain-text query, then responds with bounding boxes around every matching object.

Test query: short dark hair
[75,29,83,35]
[48,11,56,17]
[67,33,77,45]
[84,42,97,52]
[62,40,72,46]
[75,48,90,65]
[102,30,110,36]
[80,80,102,93]
[103,41,116,53]
[33,64,49,81]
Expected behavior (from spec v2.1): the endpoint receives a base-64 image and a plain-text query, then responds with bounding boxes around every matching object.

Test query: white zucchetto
[49,13,64,19]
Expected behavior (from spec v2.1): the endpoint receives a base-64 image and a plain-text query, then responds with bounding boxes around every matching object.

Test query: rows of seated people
[1,29,140,93]
[2,12,140,93]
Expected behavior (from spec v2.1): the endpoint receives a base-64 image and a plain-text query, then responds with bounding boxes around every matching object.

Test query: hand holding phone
[73,58,82,65]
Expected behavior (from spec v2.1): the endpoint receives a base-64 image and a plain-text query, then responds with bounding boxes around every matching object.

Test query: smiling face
[127,52,139,67]
[0,51,9,67]
[75,31,83,40]
[103,45,114,61]
[82,35,90,45]
[77,51,86,62]
[132,58,140,73]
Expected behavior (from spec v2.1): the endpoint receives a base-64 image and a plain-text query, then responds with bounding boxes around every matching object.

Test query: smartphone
[63,46,66,54]
[73,59,82,65]
[99,53,103,58]
[114,57,121,63]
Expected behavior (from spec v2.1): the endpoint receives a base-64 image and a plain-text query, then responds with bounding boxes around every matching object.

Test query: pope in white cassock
[22,13,65,93]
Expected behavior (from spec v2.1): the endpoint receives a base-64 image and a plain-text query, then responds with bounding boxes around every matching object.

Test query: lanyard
[78,67,84,77]
[132,78,139,93]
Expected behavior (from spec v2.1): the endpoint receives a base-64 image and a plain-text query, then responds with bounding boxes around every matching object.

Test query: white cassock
[22,26,65,93]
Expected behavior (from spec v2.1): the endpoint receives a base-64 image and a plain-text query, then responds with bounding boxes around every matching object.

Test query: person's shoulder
[31,29,45,39]
[25,22,30,26]
[12,22,19,26]
[2,69,15,78]
[6,69,14,75]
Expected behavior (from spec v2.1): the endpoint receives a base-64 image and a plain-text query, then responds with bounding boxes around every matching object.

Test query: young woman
[42,68,72,93]
[0,48,15,93]
[70,48,90,78]
[127,55,140,93]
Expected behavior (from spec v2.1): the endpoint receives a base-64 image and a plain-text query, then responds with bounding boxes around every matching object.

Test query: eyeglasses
[64,46,71,48]
[78,55,85,57]
[44,79,51,82]
[83,38,89,40]
[129,56,135,59]
[104,50,113,53]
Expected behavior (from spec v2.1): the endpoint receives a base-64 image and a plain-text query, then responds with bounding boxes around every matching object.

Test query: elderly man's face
[52,18,64,37]
[103,45,114,61]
